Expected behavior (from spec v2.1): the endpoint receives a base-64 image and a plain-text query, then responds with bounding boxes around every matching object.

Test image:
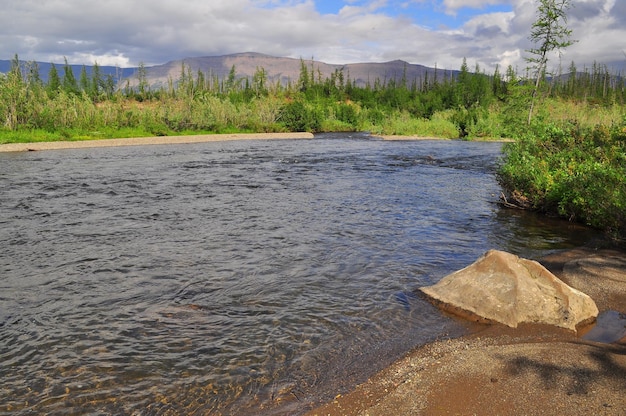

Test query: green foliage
[136,62,150,100]
[0,53,624,143]
[47,63,61,97]
[499,120,626,236]
[376,110,458,138]
[62,58,79,95]
[278,100,322,132]
[0,55,28,130]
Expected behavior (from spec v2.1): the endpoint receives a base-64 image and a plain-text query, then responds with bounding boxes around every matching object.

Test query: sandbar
[0,132,314,152]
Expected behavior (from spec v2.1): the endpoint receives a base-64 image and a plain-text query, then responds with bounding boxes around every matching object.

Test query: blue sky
[313,0,514,30]
[1,0,624,72]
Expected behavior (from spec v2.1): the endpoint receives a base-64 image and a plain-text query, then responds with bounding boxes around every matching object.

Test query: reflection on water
[494,208,602,257]
[583,310,626,343]
[0,136,602,415]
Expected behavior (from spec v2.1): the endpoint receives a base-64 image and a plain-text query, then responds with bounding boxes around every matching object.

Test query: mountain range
[1,52,457,89]
[124,52,457,89]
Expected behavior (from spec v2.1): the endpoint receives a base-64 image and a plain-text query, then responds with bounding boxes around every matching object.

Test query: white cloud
[0,0,623,73]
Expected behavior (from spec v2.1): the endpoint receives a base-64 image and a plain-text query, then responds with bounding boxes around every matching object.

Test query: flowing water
[0,134,601,415]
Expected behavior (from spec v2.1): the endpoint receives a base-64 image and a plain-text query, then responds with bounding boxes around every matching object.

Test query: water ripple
[0,137,600,415]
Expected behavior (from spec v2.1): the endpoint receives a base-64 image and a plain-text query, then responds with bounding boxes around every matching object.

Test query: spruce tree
[62,58,79,95]
[79,65,90,93]
[526,0,576,123]
[297,59,310,93]
[225,64,237,93]
[136,62,149,99]
[47,63,61,97]
[26,61,42,87]
[91,62,103,100]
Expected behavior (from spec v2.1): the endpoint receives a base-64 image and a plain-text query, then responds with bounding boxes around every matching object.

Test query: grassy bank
[3,54,624,144]
[1,95,622,145]
[498,119,626,238]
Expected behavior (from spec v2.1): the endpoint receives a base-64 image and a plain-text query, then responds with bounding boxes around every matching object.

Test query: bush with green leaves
[278,100,322,132]
[498,120,626,237]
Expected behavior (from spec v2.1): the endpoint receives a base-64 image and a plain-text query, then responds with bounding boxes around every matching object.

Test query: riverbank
[305,246,626,416]
[0,132,314,152]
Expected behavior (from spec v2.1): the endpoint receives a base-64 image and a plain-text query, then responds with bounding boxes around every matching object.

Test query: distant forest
[0,54,624,140]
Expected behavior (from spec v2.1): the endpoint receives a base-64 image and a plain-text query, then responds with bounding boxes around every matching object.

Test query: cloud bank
[1,0,623,72]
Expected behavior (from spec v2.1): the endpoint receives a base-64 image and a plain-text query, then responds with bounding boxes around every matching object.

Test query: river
[0,134,601,415]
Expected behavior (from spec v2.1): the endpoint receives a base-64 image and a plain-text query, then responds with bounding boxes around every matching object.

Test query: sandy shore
[306,246,626,416]
[0,132,314,153]
[0,133,516,152]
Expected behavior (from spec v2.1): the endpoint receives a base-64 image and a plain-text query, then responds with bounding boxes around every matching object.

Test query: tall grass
[371,110,458,138]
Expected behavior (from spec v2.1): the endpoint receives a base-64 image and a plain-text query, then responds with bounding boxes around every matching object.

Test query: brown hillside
[123,52,456,89]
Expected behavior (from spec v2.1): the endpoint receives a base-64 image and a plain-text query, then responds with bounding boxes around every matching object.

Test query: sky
[1,0,624,73]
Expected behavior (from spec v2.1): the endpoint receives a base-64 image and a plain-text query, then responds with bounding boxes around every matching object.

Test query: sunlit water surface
[0,134,601,415]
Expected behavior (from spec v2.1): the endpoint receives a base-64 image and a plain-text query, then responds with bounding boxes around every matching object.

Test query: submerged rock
[420,250,598,331]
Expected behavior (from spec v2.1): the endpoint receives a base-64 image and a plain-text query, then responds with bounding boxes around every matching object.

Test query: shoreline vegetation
[1,54,625,146]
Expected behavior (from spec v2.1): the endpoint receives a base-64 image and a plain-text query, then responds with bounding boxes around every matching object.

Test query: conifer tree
[456,58,470,108]
[136,62,149,99]
[9,54,22,81]
[526,0,576,123]
[25,61,45,106]
[567,60,577,97]
[225,64,237,93]
[252,66,268,97]
[103,74,116,98]
[79,65,90,93]
[91,62,103,100]
[26,61,42,87]
[47,63,61,97]
[62,57,79,95]
[297,59,310,93]
[492,64,505,99]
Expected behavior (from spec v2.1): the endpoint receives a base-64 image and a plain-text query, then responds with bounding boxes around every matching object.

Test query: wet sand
[306,247,626,416]
[0,132,314,152]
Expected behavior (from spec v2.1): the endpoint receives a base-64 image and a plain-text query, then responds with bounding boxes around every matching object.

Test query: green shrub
[376,110,458,138]
[499,120,626,237]
[278,100,322,132]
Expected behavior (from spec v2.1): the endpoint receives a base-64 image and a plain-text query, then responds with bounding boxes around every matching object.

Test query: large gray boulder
[420,250,598,331]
